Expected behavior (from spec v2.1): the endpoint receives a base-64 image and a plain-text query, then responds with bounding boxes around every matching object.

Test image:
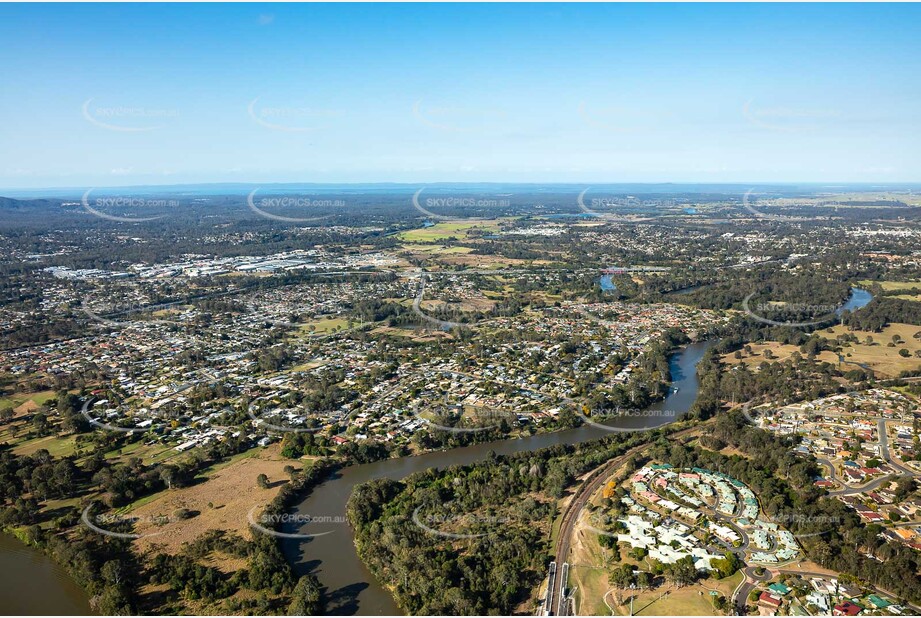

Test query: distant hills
[4,181,921,201]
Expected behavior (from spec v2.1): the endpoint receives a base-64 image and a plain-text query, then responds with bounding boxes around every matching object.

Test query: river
[0,533,92,615]
[0,289,872,614]
[0,342,707,616]
[599,274,617,292]
[838,287,873,315]
[282,340,713,615]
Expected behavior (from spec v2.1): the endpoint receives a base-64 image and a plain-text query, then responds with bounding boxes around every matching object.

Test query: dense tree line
[687,330,861,420]
[347,428,676,615]
[842,297,921,331]
[658,411,921,605]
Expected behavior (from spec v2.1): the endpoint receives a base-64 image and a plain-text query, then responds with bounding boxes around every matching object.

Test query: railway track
[552,423,706,567]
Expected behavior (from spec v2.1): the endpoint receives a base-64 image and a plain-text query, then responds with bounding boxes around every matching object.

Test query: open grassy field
[821,322,921,377]
[397,220,502,242]
[127,444,297,555]
[420,296,496,314]
[437,252,528,269]
[368,325,452,341]
[0,389,57,416]
[858,280,921,291]
[720,325,921,377]
[620,572,742,616]
[102,438,177,465]
[290,360,325,372]
[11,434,80,458]
[857,279,921,302]
[297,316,351,334]
[399,243,474,255]
[571,564,613,616]
[720,342,838,367]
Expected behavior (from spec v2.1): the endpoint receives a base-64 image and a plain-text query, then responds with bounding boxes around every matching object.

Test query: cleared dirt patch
[720,343,838,368]
[127,445,298,555]
[822,323,921,377]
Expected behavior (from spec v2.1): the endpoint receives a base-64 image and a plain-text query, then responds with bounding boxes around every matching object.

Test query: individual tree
[288,574,324,615]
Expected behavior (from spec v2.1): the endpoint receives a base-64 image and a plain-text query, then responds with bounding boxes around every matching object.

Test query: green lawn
[858,280,921,291]
[630,572,742,616]
[397,220,502,242]
[0,389,58,413]
[297,317,351,334]
[11,434,80,458]
[571,565,613,616]
[400,244,474,255]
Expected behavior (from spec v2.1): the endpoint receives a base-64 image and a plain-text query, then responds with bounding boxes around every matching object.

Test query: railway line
[552,423,706,568]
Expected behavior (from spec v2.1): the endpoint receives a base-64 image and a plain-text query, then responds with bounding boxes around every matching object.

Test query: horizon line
[4,179,921,196]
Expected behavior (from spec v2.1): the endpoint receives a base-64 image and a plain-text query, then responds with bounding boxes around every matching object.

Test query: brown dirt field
[369,326,453,341]
[13,399,40,417]
[720,343,839,368]
[776,559,839,578]
[128,445,297,555]
[203,553,248,575]
[821,323,921,377]
[420,297,497,313]
[717,445,749,459]
[690,438,750,460]
[438,252,526,268]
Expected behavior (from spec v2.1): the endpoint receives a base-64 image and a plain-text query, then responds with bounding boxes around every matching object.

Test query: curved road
[776,569,921,614]
[732,566,771,614]
[552,424,707,567]
[553,415,920,615]
[817,457,897,496]
[412,273,464,329]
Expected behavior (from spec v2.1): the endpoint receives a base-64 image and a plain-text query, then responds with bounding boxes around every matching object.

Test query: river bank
[0,531,92,615]
[0,342,710,616]
[282,340,713,615]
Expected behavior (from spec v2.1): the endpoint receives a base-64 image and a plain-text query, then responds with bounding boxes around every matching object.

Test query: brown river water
[0,532,92,615]
[0,341,713,616]
[282,340,713,615]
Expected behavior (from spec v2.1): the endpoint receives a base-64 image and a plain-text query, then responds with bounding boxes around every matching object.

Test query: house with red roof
[833,601,862,616]
[758,592,782,610]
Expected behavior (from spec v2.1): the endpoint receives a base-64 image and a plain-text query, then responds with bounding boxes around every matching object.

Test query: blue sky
[1,3,919,189]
